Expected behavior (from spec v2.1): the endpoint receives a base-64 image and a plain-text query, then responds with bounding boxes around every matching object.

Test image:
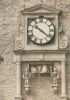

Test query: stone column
[15,55,22,100]
[61,61,67,100]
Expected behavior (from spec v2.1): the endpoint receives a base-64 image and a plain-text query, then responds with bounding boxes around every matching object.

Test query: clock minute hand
[35,25,48,36]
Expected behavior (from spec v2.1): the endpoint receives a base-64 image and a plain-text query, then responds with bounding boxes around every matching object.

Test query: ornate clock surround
[14,4,69,100]
[20,4,59,50]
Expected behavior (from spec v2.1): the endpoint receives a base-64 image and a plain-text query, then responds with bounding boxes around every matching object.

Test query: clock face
[28,17,55,44]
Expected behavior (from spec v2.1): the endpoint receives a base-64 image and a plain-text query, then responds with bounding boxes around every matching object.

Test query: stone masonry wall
[0,0,70,100]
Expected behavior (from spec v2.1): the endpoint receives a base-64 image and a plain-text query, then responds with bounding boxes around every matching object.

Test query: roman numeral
[48,34,53,38]
[29,34,34,39]
[48,24,52,27]
[44,19,47,24]
[34,20,37,24]
[50,29,54,32]
[34,37,37,43]
[31,21,35,27]
[46,37,50,41]
[39,18,43,23]
[28,30,32,33]
[45,39,48,42]
[40,39,42,44]
[28,26,33,30]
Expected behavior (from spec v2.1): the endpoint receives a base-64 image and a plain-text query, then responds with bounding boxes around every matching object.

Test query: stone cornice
[13,49,69,55]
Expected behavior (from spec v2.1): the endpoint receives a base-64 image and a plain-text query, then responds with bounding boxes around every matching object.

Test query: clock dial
[28,17,55,44]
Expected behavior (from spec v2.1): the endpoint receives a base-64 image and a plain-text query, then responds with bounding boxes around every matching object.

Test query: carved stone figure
[51,63,61,94]
[59,31,68,49]
[23,67,32,94]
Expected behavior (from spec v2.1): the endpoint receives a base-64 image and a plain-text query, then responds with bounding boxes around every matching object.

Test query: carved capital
[13,53,21,63]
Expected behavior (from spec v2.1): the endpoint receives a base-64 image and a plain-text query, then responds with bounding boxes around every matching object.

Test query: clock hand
[35,25,48,36]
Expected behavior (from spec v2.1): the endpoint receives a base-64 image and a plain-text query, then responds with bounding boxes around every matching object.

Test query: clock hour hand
[35,25,48,36]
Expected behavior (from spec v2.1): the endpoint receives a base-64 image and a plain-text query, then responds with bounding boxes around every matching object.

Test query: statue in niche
[23,67,32,94]
[51,62,61,94]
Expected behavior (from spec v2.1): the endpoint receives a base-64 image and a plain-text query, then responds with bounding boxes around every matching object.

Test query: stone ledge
[13,49,69,55]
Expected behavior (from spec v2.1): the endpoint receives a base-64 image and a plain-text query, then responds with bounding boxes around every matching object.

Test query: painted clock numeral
[39,18,43,23]
[48,23,52,27]
[50,32,54,35]
[40,39,42,44]
[28,26,33,30]
[45,39,48,42]
[42,38,48,43]
[50,29,54,32]
[50,25,54,29]
[28,30,33,36]
[46,20,52,26]
[30,21,35,27]
[31,37,35,41]
[34,20,37,24]
[29,34,34,39]
[48,34,53,38]
[37,39,40,43]
[36,18,40,23]
[49,25,54,31]
[33,37,37,43]
[47,37,51,41]
[28,30,32,33]
[43,18,47,23]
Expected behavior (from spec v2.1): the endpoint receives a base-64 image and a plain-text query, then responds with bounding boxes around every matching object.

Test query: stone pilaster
[15,55,22,100]
[61,61,67,100]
